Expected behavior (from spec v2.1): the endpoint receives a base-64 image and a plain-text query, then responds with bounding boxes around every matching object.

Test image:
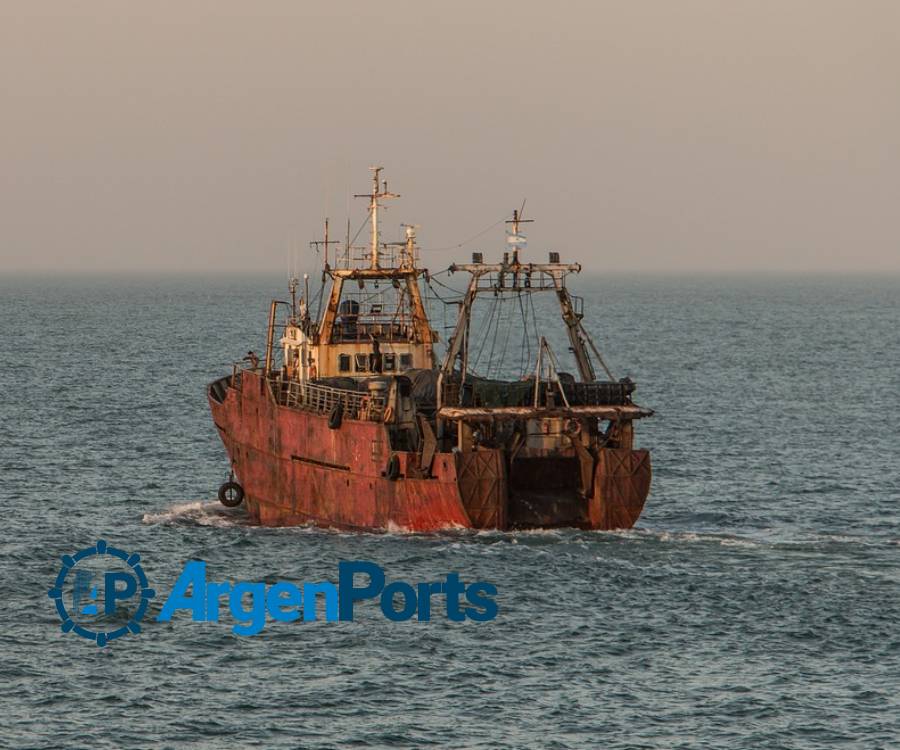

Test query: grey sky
[2,1,899,273]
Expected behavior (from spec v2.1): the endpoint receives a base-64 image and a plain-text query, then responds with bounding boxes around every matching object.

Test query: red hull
[209,371,650,531]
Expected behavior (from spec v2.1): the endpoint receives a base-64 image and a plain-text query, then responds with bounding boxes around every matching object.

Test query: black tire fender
[218,480,244,507]
[328,403,343,430]
[565,418,582,436]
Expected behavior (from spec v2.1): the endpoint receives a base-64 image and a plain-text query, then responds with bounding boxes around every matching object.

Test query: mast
[441,206,613,386]
[354,166,399,269]
[289,276,298,319]
[311,218,339,269]
[505,204,533,264]
[401,224,418,269]
[315,168,432,354]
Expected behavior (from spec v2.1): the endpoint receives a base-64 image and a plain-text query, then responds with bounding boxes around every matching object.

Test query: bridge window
[354,354,369,372]
[399,353,412,370]
[338,354,351,372]
[383,353,396,372]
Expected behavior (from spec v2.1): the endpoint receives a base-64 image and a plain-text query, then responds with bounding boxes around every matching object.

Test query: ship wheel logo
[48,540,155,646]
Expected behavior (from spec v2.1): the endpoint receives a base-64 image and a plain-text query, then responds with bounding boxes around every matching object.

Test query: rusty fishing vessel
[208,168,653,531]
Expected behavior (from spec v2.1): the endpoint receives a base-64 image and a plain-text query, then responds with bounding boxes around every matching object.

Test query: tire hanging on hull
[218,481,245,507]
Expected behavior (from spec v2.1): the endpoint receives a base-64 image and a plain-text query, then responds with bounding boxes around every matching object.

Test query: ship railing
[331,321,413,343]
[334,244,417,270]
[270,376,386,421]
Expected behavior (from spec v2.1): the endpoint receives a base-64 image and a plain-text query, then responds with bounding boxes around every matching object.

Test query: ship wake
[142,500,249,528]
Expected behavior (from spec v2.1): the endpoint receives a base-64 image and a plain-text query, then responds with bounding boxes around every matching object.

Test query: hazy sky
[2,1,899,273]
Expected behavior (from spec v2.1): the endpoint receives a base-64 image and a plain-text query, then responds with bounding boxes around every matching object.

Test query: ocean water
[2,273,899,749]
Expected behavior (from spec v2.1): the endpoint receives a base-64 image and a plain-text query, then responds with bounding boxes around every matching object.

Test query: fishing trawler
[208,168,653,531]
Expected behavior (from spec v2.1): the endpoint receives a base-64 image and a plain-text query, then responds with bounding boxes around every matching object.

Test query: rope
[485,296,504,378]
[427,274,465,298]
[493,298,513,379]
[469,294,499,375]
[517,292,531,378]
[528,292,541,374]
[348,208,372,249]
[419,216,507,252]
[312,280,325,322]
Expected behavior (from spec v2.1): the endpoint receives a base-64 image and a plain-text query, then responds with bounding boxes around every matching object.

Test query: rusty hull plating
[207,168,653,532]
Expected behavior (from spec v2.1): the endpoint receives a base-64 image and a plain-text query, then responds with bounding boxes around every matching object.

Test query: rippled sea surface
[2,274,899,749]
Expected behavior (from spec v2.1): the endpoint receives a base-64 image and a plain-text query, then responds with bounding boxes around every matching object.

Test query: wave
[141,500,248,528]
[140,501,899,551]
[600,526,900,551]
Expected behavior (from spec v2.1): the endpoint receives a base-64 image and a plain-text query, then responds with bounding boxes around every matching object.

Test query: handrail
[269,376,386,422]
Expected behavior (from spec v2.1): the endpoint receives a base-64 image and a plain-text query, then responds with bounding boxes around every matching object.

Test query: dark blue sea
[2,274,899,749]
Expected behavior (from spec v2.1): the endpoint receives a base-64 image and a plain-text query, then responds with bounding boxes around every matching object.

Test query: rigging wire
[517,292,531,379]
[428,273,464,295]
[484,295,504,379]
[528,291,542,374]
[425,275,465,308]
[347,207,373,251]
[469,293,500,376]
[419,216,507,253]
[494,297,514,379]
[312,277,325,322]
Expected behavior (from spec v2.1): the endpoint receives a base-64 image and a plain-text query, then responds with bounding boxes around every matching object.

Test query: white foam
[808,533,865,545]
[655,530,702,544]
[605,528,761,548]
[718,536,760,548]
[141,500,244,528]
[508,527,566,538]
[383,520,415,534]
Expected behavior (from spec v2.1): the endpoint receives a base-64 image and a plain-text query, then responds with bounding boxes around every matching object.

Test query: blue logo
[49,548,497,645]
[47,540,155,646]
[156,560,498,635]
